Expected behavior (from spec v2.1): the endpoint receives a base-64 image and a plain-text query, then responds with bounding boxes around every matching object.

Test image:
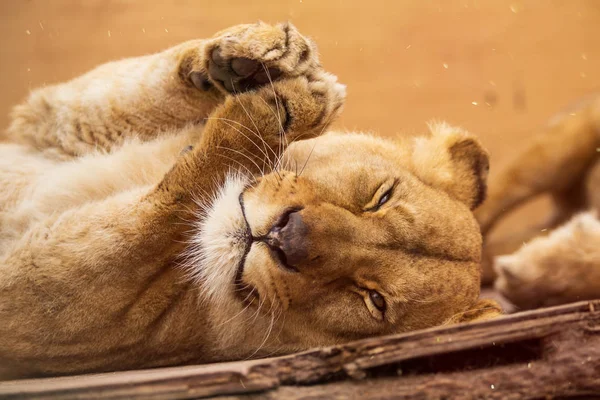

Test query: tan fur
[0,22,499,380]
[475,94,600,308]
[494,211,600,309]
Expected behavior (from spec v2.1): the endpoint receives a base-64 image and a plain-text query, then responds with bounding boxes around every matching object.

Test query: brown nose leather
[265,210,308,269]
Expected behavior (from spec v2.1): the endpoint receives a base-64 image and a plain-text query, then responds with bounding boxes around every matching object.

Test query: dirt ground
[1,0,599,234]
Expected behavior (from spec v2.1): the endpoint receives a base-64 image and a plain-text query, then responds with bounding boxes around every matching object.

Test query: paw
[253,71,346,142]
[493,253,559,310]
[493,237,571,310]
[493,254,533,305]
[213,71,345,149]
[201,22,319,94]
[494,212,600,309]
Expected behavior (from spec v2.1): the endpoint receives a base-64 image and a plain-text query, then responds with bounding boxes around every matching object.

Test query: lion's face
[194,125,496,354]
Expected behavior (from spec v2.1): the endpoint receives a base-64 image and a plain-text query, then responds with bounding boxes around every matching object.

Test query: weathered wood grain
[1,300,598,399]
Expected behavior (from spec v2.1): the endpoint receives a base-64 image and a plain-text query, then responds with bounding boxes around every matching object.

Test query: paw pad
[208,47,283,93]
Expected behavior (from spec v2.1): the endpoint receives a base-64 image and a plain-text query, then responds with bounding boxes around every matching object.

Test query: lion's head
[190,123,501,357]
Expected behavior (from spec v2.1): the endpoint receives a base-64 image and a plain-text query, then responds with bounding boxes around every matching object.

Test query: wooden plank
[260,330,600,400]
[1,300,598,399]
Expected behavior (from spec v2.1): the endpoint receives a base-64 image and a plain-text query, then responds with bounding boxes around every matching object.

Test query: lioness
[476,95,600,309]
[0,22,500,379]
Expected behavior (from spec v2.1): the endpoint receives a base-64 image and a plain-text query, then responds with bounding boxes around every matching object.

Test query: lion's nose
[265,209,308,270]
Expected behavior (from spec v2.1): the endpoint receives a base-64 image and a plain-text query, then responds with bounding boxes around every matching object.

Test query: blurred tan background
[1,0,599,232]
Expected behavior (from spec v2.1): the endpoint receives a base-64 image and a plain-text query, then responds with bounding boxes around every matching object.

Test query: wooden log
[1,300,598,399]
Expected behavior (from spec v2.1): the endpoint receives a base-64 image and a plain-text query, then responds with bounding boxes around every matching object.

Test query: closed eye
[375,188,393,209]
[365,178,396,212]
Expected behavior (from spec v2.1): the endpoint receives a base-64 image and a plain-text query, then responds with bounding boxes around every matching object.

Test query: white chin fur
[184,173,250,303]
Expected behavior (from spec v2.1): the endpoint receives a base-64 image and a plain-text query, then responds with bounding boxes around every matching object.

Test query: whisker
[250,292,265,325]
[216,146,264,177]
[215,288,256,328]
[299,140,318,177]
[255,95,287,179]
[214,154,256,180]
[231,86,279,179]
[205,116,278,160]
[261,310,286,359]
[297,102,340,176]
[246,294,278,359]
[215,120,270,174]
[260,62,287,174]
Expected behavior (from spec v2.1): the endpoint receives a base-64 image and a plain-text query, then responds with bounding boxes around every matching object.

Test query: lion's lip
[234,190,254,293]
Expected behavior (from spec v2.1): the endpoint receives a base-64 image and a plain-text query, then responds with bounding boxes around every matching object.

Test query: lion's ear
[411,122,490,210]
